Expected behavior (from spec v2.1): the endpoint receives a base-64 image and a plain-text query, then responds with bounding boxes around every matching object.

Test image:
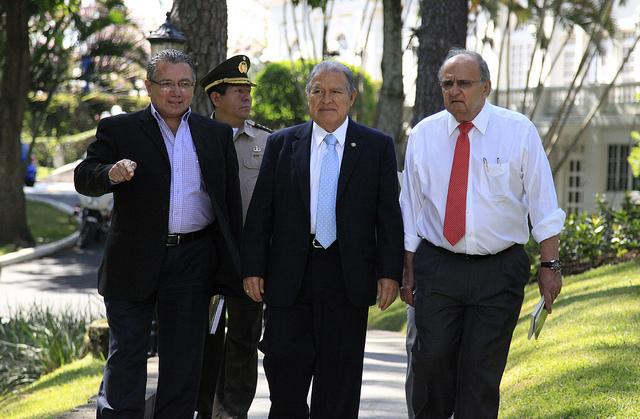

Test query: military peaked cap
[200,55,256,94]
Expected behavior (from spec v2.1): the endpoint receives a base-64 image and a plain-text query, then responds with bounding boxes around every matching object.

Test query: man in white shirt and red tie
[400,48,566,418]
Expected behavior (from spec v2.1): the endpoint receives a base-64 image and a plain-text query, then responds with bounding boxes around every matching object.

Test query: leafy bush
[524,192,640,281]
[0,307,92,396]
[252,60,378,130]
[559,193,640,275]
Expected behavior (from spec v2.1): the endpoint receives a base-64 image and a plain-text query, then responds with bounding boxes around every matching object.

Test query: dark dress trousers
[74,107,242,419]
[242,119,404,418]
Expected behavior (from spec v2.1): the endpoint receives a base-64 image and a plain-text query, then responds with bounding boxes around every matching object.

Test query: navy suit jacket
[242,119,403,308]
[74,107,243,300]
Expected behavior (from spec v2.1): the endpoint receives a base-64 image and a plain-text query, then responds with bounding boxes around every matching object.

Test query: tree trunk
[412,0,467,126]
[0,0,33,246]
[171,0,227,116]
[375,0,405,166]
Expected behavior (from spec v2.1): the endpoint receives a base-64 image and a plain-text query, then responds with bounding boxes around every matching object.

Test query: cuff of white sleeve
[532,208,566,243]
[404,234,422,253]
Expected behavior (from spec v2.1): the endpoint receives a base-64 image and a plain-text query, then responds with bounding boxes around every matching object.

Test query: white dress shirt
[151,104,213,234]
[309,117,348,234]
[400,102,565,255]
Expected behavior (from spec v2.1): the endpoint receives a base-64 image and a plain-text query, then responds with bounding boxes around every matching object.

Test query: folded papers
[528,296,548,340]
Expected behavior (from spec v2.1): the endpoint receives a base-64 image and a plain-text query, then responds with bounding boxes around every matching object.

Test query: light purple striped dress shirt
[151,104,213,234]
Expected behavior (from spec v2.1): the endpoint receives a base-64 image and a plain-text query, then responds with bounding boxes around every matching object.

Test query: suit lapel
[337,118,362,200]
[138,106,170,167]
[292,122,313,214]
[189,115,222,200]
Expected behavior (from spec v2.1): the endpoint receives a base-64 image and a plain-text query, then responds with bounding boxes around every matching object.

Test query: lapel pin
[252,145,262,153]
[350,142,356,148]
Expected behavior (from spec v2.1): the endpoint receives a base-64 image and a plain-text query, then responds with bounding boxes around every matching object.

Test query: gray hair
[147,49,196,81]
[305,61,356,95]
[438,48,491,82]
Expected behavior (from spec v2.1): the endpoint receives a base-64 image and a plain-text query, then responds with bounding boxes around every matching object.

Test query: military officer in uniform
[195,55,271,419]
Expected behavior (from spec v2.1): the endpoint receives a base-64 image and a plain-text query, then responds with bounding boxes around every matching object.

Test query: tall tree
[374,0,404,165]
[170,0,227,116]
[0,0,32,246]
[0,0,143,247]
[412,0,468,125]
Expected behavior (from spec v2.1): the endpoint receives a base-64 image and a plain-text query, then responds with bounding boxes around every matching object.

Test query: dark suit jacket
[74,107,243,301]
[242,119,403,308]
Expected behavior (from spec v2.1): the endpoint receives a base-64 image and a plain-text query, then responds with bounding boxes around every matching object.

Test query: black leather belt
[166,227,209,246]
[422,240,520,259]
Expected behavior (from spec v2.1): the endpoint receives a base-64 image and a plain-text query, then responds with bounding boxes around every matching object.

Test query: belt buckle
[312,238,323,249]
[166,234,180,246]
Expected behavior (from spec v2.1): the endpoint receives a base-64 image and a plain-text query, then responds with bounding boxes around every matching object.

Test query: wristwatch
[540,259,562,273]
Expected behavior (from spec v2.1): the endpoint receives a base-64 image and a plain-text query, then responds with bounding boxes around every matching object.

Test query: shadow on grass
[515,284,640,328]
[503,356,639,418]
[566,260,640,282]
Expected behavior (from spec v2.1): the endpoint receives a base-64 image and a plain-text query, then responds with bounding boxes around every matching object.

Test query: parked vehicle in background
[22,143,37,186]
[76,192,113,248]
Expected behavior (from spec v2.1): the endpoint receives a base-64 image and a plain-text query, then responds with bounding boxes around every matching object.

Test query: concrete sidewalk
[63,330,409,418]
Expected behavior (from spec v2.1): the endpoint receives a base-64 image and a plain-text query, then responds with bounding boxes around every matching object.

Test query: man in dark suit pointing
[74,49,242,418]
[242,61,404,418]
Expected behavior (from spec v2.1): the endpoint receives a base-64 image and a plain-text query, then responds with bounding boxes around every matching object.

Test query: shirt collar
[312,117,349,148]
[446,101,490,137]
[238,120,256,139]
[150,103,192,124]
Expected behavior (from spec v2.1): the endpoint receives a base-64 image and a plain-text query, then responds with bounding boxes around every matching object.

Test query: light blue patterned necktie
[315,133,339,248]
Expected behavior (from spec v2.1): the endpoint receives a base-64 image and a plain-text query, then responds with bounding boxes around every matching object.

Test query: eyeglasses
[309,88,348,100]
[149,80,195,91]
[439,79,483,91]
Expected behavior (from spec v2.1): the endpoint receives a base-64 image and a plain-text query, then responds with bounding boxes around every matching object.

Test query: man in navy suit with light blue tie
[241,61,404,418]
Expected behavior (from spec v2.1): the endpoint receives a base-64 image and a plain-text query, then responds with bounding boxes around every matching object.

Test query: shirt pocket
[243,154,262,170]
[483,162,509,200]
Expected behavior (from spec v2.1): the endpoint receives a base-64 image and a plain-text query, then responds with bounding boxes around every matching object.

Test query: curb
[0,195,79,268]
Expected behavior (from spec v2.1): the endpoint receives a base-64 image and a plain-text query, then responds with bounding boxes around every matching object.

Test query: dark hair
[305,61,356,95]
[207,83,231,109]
[438,48,491,82]
[147,49,196,81]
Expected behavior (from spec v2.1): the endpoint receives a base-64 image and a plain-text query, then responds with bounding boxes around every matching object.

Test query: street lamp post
[146,12,187,56]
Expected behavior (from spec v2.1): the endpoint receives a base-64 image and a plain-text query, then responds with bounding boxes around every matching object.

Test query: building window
[607,144,640,191]
[567,159,583,213]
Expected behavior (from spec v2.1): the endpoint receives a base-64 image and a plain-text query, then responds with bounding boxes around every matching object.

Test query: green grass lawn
[368,259,640,417]
[500,260,640,418]
[0,200,77,256]
[0,356,104,418]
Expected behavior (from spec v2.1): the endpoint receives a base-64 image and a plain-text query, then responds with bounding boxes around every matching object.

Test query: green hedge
[526,193,640,280]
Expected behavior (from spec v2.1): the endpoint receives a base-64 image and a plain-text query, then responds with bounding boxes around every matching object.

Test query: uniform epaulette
[248,120,273,133]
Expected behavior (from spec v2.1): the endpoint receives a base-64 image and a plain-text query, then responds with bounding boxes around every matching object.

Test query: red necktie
[443,122,474,245]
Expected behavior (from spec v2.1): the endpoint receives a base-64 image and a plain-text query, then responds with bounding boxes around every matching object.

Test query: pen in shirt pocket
[483,157,488,171]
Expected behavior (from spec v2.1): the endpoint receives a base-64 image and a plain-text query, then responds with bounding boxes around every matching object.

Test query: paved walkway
[249,330,409,418]
[63,330,409,418]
